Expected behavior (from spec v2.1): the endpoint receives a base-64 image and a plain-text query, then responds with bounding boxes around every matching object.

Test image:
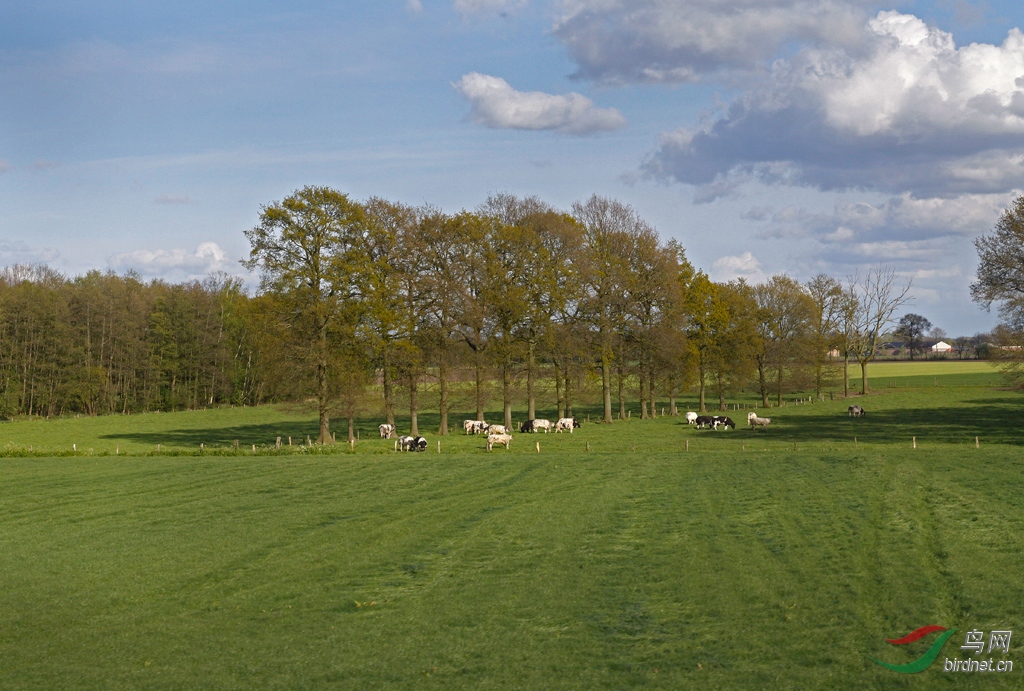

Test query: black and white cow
[464,419,489,434]
[554,417,578,433]
[379,423,395,439]
[848,405,865,417]
[712,416,736,430]
[397,435,428,452]
[694,415,715,429]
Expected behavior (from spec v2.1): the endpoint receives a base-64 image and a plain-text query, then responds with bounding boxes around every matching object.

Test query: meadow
[0,361,1021,689]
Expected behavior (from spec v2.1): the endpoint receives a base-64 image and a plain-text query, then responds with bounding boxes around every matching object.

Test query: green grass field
[1,361,1021,689]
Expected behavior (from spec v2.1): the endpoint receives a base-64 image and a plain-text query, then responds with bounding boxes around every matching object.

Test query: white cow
[486,433,513,450]
[531,419,552,433]
[747,412,771,431]
[488,424,507,435]
[554,417,576,433]
[685,412,698,425]
[379,423,395,439]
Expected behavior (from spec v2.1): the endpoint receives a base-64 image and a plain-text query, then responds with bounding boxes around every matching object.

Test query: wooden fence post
[913,436,917,449]
[276,437,281,449]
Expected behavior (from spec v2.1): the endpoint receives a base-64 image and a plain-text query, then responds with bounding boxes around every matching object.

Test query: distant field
[1,384,1022,689]
[865,360,1002,388]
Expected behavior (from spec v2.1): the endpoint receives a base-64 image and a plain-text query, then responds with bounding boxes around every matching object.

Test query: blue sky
[2,1,1023,334]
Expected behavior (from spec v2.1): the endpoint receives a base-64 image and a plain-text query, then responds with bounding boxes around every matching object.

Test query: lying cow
[379,423,395,439]
[486,433,512,450]
[848,405,865,417]
[554,417,578,433]
[396,435,428,452]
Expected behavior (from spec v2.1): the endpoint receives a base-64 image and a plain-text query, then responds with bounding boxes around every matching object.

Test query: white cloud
[406,0,423,12]
[643,12,1024,198]
[0,239,60,264]
[454,72,627,134]
[554,0,871,84]
[712,251,768,283]
[109,242,229,277]
[455,0,527,15]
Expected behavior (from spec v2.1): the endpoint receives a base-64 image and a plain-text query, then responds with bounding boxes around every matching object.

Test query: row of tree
[242,186,915,443]
[4,186,950,430]
[0,265,269,418]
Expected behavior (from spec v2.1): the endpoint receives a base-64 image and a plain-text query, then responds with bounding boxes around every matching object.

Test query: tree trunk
[383,345,395,427]
[698,353,707,413]
[601,347,613,423]
[554,357,564,420]
[639,367,648,419]
[474,348,485,421]
[617,361,626,420]
[668,375,677,416]
[757,358,769,408]
[409,373,419,436]
[527,339,536,420]
[503,353,512,429]
[317,325,333,444]
[565,364,573,418]
[438,347,449,436]
[843,352,850,398]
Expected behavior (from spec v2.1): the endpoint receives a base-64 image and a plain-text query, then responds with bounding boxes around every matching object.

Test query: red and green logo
[871,625,958,674]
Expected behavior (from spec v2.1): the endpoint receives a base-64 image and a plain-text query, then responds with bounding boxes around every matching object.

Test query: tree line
[0,186,935,430]
[241,186,917,443]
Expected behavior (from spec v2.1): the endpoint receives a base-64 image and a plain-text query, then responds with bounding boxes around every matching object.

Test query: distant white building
[930,341,952,353]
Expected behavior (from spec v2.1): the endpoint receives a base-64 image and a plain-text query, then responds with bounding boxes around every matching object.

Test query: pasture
[0,362,1021,689]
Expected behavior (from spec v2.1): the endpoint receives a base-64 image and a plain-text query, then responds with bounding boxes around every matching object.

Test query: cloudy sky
[2,1,1023,334]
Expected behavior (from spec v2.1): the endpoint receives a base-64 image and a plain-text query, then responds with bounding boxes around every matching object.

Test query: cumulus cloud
[554,0,871,84]
[712,251,768,283]
[454,72,627,134]
[644,12,1024,198]
[746,192,1016,262]
[109,242,228,277]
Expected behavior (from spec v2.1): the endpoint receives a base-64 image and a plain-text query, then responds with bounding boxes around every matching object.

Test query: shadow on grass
[727,397,1024,445]
[99,406,614,448]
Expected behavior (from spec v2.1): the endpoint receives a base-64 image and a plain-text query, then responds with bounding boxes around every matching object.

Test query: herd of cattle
[377,405,867,450]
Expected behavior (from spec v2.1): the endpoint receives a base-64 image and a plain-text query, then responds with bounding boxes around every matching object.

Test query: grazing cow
[397,435,428,451]
[532,419,552,433]
[488,424,507,435]
[685,412,698,425]
[694,415,715,429]
[747,412,771,431]
[712,416,736,430]
[554,417,577,433]
[486,433,512,450]
[464,419,488,434]
[848,405,865,417]
[520,420,535,433]
[378,423,395,439]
